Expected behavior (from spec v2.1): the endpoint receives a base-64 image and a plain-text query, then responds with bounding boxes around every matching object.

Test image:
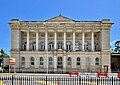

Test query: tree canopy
[0,49,9,58]
[111,40,120,53]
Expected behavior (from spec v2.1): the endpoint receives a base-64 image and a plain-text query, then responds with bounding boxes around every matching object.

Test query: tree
[114,41,120,53]
[0,49,9,58]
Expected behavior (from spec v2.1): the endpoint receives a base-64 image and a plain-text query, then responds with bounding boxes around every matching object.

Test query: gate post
[12,75,14,85]
[46,76,47,85]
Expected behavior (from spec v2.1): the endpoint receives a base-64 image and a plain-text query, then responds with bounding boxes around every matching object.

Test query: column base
[36,49,38,51]
[27,49,29,51]
[54,68,57,73]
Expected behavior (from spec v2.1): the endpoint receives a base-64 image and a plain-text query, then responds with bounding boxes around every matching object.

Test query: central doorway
[57,57,63,73]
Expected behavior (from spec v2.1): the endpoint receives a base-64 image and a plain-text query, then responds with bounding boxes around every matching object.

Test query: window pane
[22,57,25,61]
[68,57,71,61]
[31,62,34,65]
[95,58,99,66]
[31,57,34,61]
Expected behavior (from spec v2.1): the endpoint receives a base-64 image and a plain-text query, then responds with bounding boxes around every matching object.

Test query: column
[54,56,57,72]
[27,31,29,51]
[91,31,94,51]
[73,31,75,51]
[54,31,57,50]
[82,31,85,51]
[45,31,48,51]
[36,31,39,51]
[64,31,66,50]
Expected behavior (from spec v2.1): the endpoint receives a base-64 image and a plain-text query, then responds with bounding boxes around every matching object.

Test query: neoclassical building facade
[9,15,113,73]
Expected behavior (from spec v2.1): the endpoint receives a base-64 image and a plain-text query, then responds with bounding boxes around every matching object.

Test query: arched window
[49,42,54,51]
[76,57,80,66]
[49,57,53,67]
[58,42,63,49]
[84,42,88,51]
[75,42,80,51]
[21,57,25,67]
[67,57,71,67]
[57,57,63,66]
[30,57,34,67]
[23,42,27,50]
[66,42,71,51]
[40,42,45,51]
[95,58,99,66]
[40,57,44,67]
[32,42,36,51]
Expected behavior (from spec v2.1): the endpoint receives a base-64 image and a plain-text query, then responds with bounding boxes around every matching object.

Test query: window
[57,57,62,66]
[21,57,25,68]
[67,57,71,67]
[95,58,99,66]
[49,57,53,67]
[75,42,80,51]
[30,57,34,67]
[40,42,45,50]
[58,42,63,49]
[40,57,44,67]
[66,42,71,51]
[84,42,88,51]
[94,43,97,51]
[77,57,80,66]
[49,42,54,51]
[32,42,36,51]
[23,42,27,50]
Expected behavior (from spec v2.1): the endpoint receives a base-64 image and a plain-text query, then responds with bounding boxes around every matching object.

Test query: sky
[0,0,120,55]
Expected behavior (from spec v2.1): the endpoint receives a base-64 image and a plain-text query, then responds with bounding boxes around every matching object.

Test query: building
[9,15,113,73]
[111,53,120,72]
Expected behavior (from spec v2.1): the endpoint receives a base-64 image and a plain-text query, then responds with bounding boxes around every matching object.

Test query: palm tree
[114,41,120,53]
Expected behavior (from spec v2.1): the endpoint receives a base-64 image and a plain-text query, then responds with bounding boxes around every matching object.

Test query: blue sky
[0,0,120,55]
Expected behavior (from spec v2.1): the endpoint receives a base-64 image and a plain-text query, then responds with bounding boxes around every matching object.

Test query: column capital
[91,30,95,32]
[54,30,57,33]
[27,30,30,32]
[82,30,85,33]
[72,29,76,33]
[35,30,39,32]
[63,29,67,33]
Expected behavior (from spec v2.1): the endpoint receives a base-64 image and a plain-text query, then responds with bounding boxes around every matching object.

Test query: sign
[118,73,120,78]
[108,73,117,77]
[69,72,79,77]
[97,72,108,77]
[79,73,97,77]
[9,58,16,65]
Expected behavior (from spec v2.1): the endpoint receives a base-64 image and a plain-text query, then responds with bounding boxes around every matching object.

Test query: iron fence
[0,75,120,85]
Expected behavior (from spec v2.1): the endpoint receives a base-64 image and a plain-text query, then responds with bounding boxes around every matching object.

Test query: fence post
[79,76,81,85]
[112,77,113,85]
[46,76,47,85]
[12,75,14,85]
[97,78,98,85]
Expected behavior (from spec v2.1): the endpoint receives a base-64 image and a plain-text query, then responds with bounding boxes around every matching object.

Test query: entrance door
[57,57,63,73]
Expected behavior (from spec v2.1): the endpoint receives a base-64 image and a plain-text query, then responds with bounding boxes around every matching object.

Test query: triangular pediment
[45,15,76,22]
